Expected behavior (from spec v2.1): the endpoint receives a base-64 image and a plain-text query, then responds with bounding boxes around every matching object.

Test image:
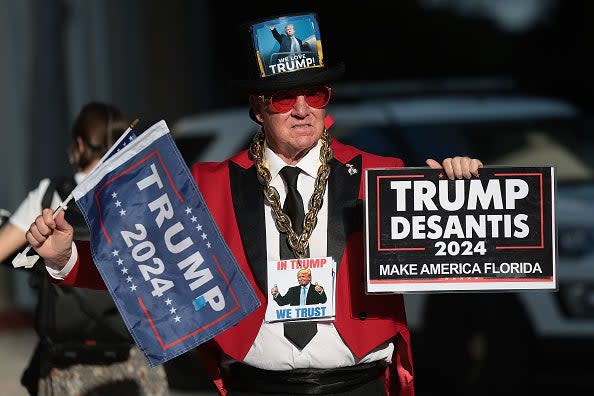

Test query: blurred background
[1,0,594,395]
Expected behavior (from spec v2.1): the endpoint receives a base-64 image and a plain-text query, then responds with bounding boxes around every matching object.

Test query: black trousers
[225,361,390,396]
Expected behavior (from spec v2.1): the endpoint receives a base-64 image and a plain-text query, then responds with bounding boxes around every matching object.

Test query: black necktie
[279,166,317,349]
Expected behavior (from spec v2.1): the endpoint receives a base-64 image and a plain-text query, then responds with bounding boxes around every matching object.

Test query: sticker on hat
[251,13,324,78]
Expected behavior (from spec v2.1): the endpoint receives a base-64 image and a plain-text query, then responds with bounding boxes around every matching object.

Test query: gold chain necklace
[249,128,333,258]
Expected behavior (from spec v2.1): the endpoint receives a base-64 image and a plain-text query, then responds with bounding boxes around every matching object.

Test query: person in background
[25,13,483,395]
[0,102,125,263]
[0,102,169,396]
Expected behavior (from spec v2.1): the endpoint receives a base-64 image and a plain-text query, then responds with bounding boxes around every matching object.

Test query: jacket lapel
[229,161,268,293]
[228,152,363,290]
[327,155,363,269]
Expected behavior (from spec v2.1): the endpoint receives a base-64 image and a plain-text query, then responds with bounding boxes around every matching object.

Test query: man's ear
[76,136,85,154]
[248,95,264,124]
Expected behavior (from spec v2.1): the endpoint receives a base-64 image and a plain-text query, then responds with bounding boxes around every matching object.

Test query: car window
[174,135,216,167]
[335,118,594,182]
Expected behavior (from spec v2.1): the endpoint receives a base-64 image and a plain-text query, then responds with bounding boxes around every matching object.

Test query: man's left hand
[426,157,483,180]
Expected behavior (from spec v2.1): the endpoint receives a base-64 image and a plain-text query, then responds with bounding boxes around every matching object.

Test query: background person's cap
[235,12,345,94]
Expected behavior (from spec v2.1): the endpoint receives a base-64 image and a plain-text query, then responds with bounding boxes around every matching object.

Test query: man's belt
[226,360,387,395]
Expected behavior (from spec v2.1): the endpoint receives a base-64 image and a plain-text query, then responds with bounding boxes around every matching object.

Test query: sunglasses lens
[269,86,331,113]
[304,86,331,108]
[270,92,297,113]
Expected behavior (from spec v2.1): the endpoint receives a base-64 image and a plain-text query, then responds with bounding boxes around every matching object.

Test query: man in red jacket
[26,12,482,396]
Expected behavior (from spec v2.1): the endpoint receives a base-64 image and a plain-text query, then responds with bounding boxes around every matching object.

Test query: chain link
[249,128,333,258]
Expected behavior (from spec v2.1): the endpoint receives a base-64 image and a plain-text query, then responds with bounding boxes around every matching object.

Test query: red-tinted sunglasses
[260,85,332,113]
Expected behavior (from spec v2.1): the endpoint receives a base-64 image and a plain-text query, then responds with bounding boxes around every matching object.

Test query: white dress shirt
[290,36,301,54]
[299,284,309,306]
[238,141,393,370]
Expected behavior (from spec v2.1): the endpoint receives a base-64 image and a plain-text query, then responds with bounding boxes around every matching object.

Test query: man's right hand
[271,284,278,296]
[26,208,74,271]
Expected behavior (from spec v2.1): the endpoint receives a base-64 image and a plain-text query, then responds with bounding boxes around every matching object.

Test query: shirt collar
[264,140,322,181]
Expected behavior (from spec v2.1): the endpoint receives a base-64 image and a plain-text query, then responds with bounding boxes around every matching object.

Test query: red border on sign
[375,172,546,251]
[370,276,553,284]
[376,174,426,251]
[494,172,544,249]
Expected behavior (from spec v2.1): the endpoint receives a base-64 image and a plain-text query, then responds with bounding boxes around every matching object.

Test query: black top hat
[236,12,345,93]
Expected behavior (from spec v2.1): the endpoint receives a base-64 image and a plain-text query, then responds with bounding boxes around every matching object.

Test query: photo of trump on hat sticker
[251,13,322,78]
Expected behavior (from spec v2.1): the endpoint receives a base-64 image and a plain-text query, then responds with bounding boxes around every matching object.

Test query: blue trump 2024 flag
[71,120,260,366]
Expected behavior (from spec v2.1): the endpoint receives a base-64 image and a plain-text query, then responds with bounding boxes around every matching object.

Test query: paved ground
[0,328,36,396]
[0,327,216,396]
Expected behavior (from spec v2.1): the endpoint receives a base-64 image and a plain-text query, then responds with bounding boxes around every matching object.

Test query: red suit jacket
[60,138,415,396]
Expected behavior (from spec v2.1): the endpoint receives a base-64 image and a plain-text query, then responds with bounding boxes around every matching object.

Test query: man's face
[297,271,311,286]
[249,87,328,164]
[285,25,295,37]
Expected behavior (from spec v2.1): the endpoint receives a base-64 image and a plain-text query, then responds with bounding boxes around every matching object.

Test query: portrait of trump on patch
[271,268,327,306]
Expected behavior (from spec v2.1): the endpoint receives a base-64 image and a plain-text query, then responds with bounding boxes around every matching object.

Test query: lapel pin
[346,163,358,175]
